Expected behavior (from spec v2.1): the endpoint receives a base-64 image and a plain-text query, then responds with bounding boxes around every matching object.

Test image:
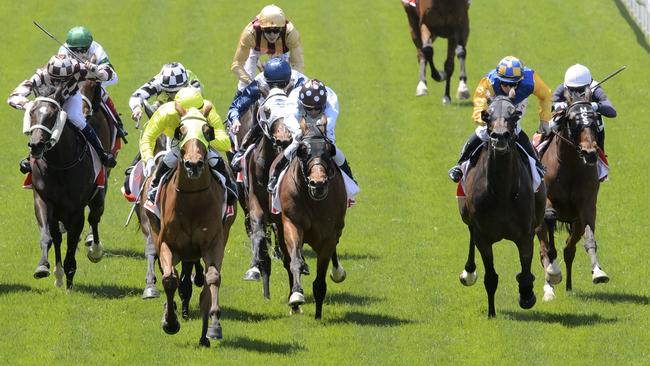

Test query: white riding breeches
[62,92,87,130]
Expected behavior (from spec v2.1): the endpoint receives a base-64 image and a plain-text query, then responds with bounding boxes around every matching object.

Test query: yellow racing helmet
[174,87,204,110]
[259,4,286,28]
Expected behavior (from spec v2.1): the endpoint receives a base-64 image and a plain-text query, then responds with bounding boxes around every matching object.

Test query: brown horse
[27,94,105,289]
[240,89,292,298]
[144,102,236,347]
[403,0,470,104]
[536,88,608,302]
[276,118,347,319]
[458,95,545,317]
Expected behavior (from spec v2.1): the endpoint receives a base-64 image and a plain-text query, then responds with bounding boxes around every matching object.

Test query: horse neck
[485,146,519,196]
[44,125,82,162]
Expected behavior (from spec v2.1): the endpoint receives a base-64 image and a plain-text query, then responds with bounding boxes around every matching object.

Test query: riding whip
[591,66,626,91]
[33,20,85,63]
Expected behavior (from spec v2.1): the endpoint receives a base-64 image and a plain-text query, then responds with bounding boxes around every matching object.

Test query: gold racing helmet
[258,4,286,28]
[174,87,204,110]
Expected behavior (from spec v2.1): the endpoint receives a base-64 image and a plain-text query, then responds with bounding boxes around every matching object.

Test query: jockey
[231,4,304,93]
[447,56,551,183]
[128,62,202,122]
[545,64,617,151]
[8,54,117,173]
[59,26,127,138]
[228,58,307,171]
[140,87,236,207]
[267,79,356,193]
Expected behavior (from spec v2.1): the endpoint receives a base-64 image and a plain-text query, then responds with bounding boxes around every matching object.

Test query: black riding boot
[231,122,263,172]
[115,116,128,139]
[267,156,290,193]
[517,131,545,177]
[339,159,357,184]
[81,125,117,168]
[147,162,172,202]
[19,156,31,174]
[211,157,238,206]
[597,129,605,151]
[448,132,483,182]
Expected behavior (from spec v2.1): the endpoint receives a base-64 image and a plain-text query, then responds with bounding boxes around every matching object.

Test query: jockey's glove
[144,158,155,177]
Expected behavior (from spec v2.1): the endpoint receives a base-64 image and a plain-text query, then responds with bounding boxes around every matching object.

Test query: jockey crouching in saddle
[59,26,127,139]
[228,58,307,170]
[448,56,551,183]
[140,87,237,210]
[267,79,356,193]
[231,4,304,95]
[539,64,616,160]
[8,54,117,172]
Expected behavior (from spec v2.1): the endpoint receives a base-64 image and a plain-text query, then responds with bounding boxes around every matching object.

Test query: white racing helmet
[160,62,188,92]
[564,64,592,88]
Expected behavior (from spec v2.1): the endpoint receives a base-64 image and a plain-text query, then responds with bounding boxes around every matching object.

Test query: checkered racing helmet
[496,56,524,84]
[299,79,327,109]
[160,62,188,92]
[47,54,76,80]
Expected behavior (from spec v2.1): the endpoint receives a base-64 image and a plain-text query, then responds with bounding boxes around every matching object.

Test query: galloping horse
[276,117,347,318]
[536,88,608,302]
[458,95,545,317]
[27,94,105,290]
[144,103,236,347]
[240,89,292,298]
[402,0,470,104]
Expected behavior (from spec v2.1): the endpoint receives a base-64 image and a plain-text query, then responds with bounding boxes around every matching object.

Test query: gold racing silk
[139,101,230,162]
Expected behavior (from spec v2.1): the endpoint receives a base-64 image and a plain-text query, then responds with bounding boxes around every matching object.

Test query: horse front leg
[33,194,53,279]
[541,207,562,285]
[441,39,457,105]
[142,227,160,299]
[201,239,226,346]
[460,225,477,286]
[63,212,84,292]
[244,198,272,300]
[403,3,428,96]
[475,235,498,318]
[456,28,470,100]
[178,261,194,320]
[282,217,305,314]
[159,241,180,335]
[314,242,336,319]
[85,189,105,263]
[51,226,64,288]
[515,234,537,310]
[564,222,586,292]
[584,223,609,284]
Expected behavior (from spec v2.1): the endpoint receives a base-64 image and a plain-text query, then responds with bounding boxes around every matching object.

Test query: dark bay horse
[458,95,546,317]
[403,0,470,104]
[144,103,236,347]
[536,88,608,302]
[27,95,105,290]
[241,89,292,299]
[276,118,347,319]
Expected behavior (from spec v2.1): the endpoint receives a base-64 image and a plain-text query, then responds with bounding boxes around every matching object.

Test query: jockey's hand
[553,102,567,111]
[84,60,98,73]
[590,102,599,112]
[22,100,34,111]
[144,159,155,177]
[230,118,241,134]
[131,106,143,122]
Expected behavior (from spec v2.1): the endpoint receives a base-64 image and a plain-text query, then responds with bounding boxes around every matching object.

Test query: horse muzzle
[183,160,204,179]
[28,140,48,159]
[580,149,598,166]
[489,134,511,153]
[307,179,329,201]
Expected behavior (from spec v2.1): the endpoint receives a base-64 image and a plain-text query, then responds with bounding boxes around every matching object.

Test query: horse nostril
[503,132,511,140]
[184,161,192,169]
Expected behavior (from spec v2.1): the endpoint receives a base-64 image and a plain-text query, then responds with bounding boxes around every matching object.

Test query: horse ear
[297,141,309,159]
[202,124,215,141]
[175,101,186,116]
[201,101,213,117]
[584,87,592,101]
[481,110,490,123]
[174,126,183,141]
[563,89,572,104]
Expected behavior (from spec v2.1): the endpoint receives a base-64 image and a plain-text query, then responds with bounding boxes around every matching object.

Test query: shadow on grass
[185,306,285,323]
[574,290,650,305]
[325,291,383,306]
[0,283,43,296]
[502,310,617,327]
[104,248,146,260]
[74,283,142,299]
[328,311,413,326]
[613,0,650,53]
[221,336,306,354]
[301,251,379,261]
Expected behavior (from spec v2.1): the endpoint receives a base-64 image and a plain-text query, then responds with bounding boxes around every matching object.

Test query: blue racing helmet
[264,58,291,86]
[495,56,524,84]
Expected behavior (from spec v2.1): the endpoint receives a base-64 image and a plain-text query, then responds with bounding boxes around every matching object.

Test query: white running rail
[622,0,650,43]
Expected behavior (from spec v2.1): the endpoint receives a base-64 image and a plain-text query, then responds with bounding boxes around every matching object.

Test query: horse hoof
[457,88,470,100]
[199,337,210,348]
[459,270,477,286]
[519,292,537,310]
[182,305,190,320]
[33,265,50,279]
[86,243,104,263]
[416,81,428,97]
[330,265,346,283]
[84,233,93,247]
[592,266,609,284]
[243,267,261,281]
[442,96,451,106]
[289,305,303,315]
[207,324,222,340]
[545,261,562,285]
[141,286,160,299]
[288,292,305,306]
[542,284,556,302]
[162,320,180,335]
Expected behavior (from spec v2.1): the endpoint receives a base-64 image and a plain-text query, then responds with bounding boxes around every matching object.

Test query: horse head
[258,87,292,150]
[483,95,520,153]
[27,95,67,159]
[562,88,598,166]
[296,123,336,201]
[175,101,215,179]
[79,79,102,119]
